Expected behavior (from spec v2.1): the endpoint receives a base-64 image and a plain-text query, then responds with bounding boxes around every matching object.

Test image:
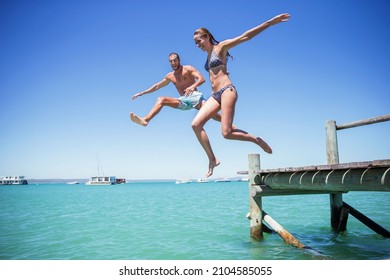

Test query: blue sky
[1,0,389,180]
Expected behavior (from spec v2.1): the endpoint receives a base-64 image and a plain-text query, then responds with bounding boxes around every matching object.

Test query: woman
[192,13,290,178]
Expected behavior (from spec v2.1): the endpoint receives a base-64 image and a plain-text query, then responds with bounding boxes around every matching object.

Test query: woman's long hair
[194,28,233,60]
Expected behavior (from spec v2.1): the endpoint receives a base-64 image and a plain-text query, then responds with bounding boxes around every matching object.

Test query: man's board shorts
[176,91,206,110]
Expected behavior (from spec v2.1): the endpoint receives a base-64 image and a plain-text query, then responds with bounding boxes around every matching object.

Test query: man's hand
[184,86,195,96]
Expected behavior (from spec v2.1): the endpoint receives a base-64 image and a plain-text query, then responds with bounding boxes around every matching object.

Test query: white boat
[86,176,116,185]
[67,181,79,185]
[86,154,116,185]
[175,179,192,184]
[196,178,209,183]
[0,176,28,185]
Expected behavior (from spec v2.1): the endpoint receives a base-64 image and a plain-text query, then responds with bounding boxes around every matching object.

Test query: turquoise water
[0,181,389,260]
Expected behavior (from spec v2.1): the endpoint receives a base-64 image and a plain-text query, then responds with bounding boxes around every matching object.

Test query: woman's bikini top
[204,49,227,72]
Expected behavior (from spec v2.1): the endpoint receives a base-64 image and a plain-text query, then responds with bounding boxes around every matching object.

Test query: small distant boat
[0,176,28,185]
[215,178,231,183]
[86,176,116,185]
[67,181,79,185]
[116,178,126,184]
[196,178,209,183]
[175,179,192,184]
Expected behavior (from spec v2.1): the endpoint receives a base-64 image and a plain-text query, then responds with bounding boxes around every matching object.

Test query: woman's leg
[192,98,221,177]
[220,88,272,154]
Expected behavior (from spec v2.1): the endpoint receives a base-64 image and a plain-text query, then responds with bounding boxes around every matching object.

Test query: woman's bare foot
[130,112,148,126]
[256,137,272,154]
[205,160,220,178]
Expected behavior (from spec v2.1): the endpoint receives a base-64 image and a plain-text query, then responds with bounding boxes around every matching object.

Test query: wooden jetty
[240,114,390,248]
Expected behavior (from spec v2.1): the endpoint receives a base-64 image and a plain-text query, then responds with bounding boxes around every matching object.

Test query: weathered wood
[255,159,390,173]
[259,167,390,192]
[343,202,390,237]
[326,120,340,164]
[261,222,274,234]
[248,154,263,239]
[326,120,343,230]
[251,184,346,197]
[338,206,349,231]
[330,193,343,231]
[244,114,390,248]
[262,211,306,249]
[336,114,390,130]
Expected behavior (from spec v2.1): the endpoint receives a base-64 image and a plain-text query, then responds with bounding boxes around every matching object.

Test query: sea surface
[0,181,389,260]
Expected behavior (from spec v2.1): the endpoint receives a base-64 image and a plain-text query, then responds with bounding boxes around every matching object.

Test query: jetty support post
[248,154,263,239]
[343,202,390,237]
[262,210,306,249]
[325,120,345,231]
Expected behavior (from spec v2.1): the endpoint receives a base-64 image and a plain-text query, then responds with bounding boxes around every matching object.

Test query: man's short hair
[169,52,180,60]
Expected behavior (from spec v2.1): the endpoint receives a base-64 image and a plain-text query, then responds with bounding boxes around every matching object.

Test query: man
[130,52,223,126]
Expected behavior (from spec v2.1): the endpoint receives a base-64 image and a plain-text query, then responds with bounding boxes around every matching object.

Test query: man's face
[169,55,180,70]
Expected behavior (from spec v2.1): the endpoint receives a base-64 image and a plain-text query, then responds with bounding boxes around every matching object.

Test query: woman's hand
[131,92,143,100]
[268,13,290,25]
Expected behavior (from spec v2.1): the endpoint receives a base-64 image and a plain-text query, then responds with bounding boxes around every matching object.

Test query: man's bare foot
[205,160,220,178]
[256,137,272,154]
[130,112,148,126]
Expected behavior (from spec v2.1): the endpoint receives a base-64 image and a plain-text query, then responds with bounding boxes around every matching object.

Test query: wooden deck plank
[256,159,390,174]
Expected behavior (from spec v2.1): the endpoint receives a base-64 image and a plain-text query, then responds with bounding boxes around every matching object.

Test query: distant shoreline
[26,178,176,184]
[25,177,248,184]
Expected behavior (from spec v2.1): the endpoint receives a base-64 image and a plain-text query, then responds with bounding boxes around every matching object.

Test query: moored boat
[67,181,79,185]
[87,154,116,185]
[116,178,126,184]
[175,179,192,184]
[86,176,116,185]
[0,176,28,185]
[196,178,209,183]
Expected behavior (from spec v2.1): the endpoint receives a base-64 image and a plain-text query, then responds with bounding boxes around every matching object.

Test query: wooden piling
[343,202,390,237]
[248,154,263,239]
[326,120,344,230]
[326,120,340,164]
[262,210,306,249]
